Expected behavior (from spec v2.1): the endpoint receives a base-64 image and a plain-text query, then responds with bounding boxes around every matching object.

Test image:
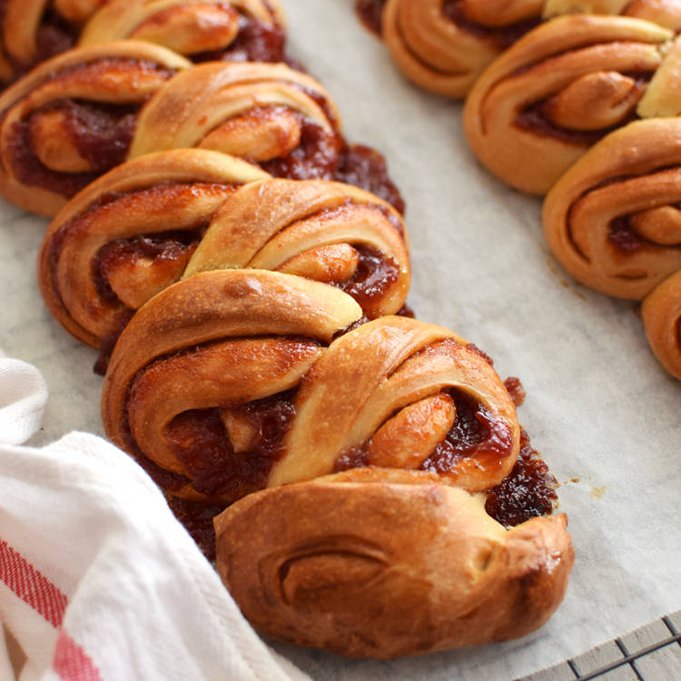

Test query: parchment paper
[1,1,679,678]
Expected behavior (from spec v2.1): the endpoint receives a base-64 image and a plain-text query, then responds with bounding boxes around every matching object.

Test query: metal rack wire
[522,612,681,680]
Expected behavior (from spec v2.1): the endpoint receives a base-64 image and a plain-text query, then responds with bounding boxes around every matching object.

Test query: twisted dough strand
[38,149,269,348]
[543,117,681,300]
[102,271,519,504]
[102,269,364,503]
[39,159,410,349]
[80,0,287,63]
[643,270,681,379]
[0,41,191,215]
[382,0,544,98]
[464,15,672,194]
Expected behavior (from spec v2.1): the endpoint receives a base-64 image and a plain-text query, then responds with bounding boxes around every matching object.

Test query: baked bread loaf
[39,159,409,351]
[0,41,191,216]
[464,15,674,194]
[80,0,288,64]
[544,0,681,30]
[128,60,405,211]
[643,270,681,379]
[0,0,106,85]
[543,118,681,300]
[101,268,571,654]
[215,467,573,659]
[101,271,520,503]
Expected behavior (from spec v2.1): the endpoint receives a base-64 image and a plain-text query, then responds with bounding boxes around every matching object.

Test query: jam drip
[10,100,137,197]
[355,0,387,37]
[261,116,343,181]
[36,7,79,64]
[338,246,400,317]
[194,14,287,64]
[442,0,540,48]
[165,390,296,501]
[485,430,558,526]
[420,390,513,475]
[336,145,406,215]
[167,496,225,561]
[94,229,202,303]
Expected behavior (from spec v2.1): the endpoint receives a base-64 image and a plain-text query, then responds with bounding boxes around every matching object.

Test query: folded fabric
[0,355,309,681]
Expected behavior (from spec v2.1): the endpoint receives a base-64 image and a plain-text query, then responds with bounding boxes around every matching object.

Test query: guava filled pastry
[39,164,410,352]
[38,149,268,349]
[464,15,675,195]
[215,467,573,658]
[0,41,191,216]
[544,0,681,31]
[0,0,107,85]
[80,0,288,64]
[101,271,520,504]
[128,61,405,211]
[381,0,544,98]
[643,270,681,379]
[543,118,681,300]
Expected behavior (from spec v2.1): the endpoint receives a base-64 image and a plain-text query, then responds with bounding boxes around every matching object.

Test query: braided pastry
[216,467,573,658]
[129,60,405,210]
[544,0,681,31]
[381,0,543,98]
[38,156,409,352]
[38,149,268,349]
[80,0,288,64]
[101,270,520,504]
[643,270,681,379]
[463,15,674,194]
[543,118,681,300]
[0,0,106,84]
[0,41,191,215]
[360,0,680,99]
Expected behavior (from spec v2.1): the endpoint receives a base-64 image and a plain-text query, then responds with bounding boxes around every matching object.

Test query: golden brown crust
[80,0,286,61]
[463,15,672,195]
[39,170,409,348]
[129,61,342,166]
[215,469,574,659]
[0,41,191,216]
[102,276,520,504]
[543,118,681,300]
[642,270,681,379]
[37,149,269,347]
[271,317,520,492]
[101,270,364,503]
[382,0,544,98]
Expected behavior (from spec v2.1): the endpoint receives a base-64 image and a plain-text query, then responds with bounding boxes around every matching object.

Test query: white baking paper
[1,1,679,678]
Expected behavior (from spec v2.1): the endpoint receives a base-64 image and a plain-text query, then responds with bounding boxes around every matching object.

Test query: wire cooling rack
[521,611,681,680]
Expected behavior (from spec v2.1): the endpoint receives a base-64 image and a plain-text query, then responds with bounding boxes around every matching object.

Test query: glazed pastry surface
[101,271,520,504]
[39,166,410,349]
[464,15,673,194]
[543,118,681,300]
[215,468,574,658]
[80,0,287,63]
[128,60,405,210]
[0,41,191,215]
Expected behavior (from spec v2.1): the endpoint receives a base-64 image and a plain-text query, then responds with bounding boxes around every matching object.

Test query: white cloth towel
[0,356,309,681]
